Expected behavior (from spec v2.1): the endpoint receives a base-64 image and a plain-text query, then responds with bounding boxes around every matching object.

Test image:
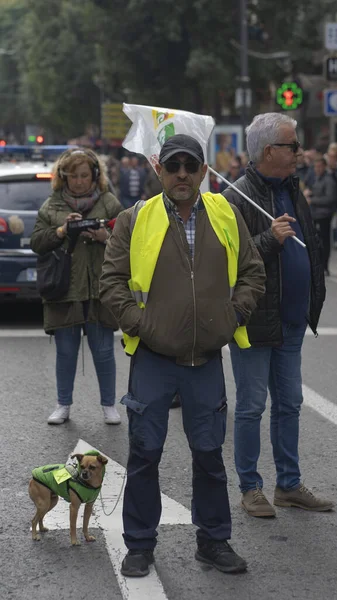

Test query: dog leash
[65,455,127,516]
[99,468,127,516]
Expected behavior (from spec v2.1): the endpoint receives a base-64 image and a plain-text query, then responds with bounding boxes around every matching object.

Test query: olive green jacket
[31,190,122,333]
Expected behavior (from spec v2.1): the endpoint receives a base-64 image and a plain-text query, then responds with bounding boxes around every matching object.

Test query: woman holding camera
[31,148,122,425]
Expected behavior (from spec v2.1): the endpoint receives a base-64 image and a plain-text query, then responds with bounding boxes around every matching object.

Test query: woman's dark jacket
[224,165,325,346]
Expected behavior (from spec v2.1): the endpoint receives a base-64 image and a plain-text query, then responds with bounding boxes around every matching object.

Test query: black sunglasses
[271,141,301,154]
[163,160,200,174]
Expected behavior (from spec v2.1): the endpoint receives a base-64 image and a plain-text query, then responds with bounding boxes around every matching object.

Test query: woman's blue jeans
[229,322,307,492]
[55,323,116,406]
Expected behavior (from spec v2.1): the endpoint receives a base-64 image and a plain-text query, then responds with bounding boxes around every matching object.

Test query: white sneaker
[102,405,121,425]
[47,404,70,425]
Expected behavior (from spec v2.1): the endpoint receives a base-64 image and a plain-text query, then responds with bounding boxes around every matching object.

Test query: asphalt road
[1,252,337,600]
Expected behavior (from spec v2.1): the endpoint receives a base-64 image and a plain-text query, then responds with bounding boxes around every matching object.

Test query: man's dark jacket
[309,171,337,220]
[224,164,326,346]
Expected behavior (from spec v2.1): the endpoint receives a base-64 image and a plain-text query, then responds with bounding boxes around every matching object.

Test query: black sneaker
[195,540,247,574]
[121,549,155,577]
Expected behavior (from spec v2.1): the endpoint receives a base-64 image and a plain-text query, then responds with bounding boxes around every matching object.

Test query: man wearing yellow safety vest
[100,134,266,578]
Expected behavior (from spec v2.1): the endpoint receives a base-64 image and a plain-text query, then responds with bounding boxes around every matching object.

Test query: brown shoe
[274,484,334,512]
[241,485,276,517]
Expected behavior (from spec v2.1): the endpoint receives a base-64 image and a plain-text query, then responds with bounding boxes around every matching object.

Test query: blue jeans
[55,322,116,406]
[121,347,232,550]
[229,322,307,492]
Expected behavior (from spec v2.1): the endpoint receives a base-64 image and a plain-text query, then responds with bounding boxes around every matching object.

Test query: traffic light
[0,140,6,147]
[276,82,303,110]
[27,133,44,144]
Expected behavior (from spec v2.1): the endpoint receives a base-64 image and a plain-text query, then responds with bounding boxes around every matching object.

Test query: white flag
[122,103,215,168]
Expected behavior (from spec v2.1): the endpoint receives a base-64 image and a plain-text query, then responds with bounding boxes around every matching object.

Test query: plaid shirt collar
[162,192,201,260]
[162,191,201,216]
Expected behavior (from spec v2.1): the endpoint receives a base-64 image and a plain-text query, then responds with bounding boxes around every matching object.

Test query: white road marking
[2,326,337,338]
[305,327,337,336]
[302,384,337,426]
[0,329,47,337]
[0,329,123,337]
[41,439,191,600]
[224,345,337,427]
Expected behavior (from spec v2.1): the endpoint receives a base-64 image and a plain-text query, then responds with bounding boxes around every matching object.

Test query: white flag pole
[208,166,306,249]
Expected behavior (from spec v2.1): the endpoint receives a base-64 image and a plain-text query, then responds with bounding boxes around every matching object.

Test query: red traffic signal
[0,140,6,147]
[36,135,44,144]
[276,82,303,110]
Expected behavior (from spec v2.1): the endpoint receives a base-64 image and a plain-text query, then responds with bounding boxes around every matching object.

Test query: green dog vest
[32,452,104,504]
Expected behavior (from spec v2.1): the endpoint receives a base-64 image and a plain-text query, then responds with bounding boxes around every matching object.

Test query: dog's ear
[71,454,84,463]
[97,454,108,466]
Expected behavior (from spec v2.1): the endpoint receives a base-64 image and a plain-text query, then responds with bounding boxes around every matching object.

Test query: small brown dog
[29,451,108,545]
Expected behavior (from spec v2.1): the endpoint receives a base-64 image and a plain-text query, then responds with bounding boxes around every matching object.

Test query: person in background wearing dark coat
[303,157,337,276]
[224,113,332,519]
[143,161,163,198]
[119,155,146,208]
[326,142,337,249]
[225,158,242,184]
[219,158,242,193]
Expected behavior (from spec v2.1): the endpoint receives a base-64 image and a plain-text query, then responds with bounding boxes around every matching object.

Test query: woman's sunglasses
[163,160,201,174]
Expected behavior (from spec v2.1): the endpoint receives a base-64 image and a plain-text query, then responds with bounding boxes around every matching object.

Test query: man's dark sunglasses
[163,160,201,174]
[271,141,301,154]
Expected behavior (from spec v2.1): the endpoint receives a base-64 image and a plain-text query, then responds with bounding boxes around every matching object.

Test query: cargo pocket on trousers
[213,397,227,448]
[121,392,148,447]
[121,392,148,415]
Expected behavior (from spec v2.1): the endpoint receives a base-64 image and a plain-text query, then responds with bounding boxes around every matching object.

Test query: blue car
[0,145,76,301]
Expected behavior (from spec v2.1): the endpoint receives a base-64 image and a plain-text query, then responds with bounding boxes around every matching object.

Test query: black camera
[67,218,108,235]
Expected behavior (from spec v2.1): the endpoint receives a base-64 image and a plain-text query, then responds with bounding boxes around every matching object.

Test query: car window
[0,181,52,211]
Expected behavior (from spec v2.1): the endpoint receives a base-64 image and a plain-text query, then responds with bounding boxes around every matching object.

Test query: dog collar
[64,452,106,488]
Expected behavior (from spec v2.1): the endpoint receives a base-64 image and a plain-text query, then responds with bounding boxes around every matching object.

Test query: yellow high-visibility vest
[124,192,250,355]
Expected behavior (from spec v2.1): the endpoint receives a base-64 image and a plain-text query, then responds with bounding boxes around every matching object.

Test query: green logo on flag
[157,123,175,146]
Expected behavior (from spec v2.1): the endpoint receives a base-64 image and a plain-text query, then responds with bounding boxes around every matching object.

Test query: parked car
[0,146,76,301]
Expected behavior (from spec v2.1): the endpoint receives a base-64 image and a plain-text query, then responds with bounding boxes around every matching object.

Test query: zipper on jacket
[271,190,283,303]
[190,270,197,366]
[173,216,197,366]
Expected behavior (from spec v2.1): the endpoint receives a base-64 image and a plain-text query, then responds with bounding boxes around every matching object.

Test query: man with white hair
[224,113,333,517]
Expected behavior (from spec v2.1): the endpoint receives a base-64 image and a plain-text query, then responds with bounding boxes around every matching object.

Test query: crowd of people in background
[104,150,250,203]
[104,153,162,206]
[297,143,337,276]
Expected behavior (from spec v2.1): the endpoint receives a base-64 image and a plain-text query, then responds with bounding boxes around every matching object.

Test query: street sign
[323,89,337,116]
[325,23,337,50]
[235,87,252,109]
[325,56,337,81]
[101,103,130,140]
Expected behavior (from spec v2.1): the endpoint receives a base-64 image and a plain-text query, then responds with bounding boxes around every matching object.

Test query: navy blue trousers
[121,346,232,550]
